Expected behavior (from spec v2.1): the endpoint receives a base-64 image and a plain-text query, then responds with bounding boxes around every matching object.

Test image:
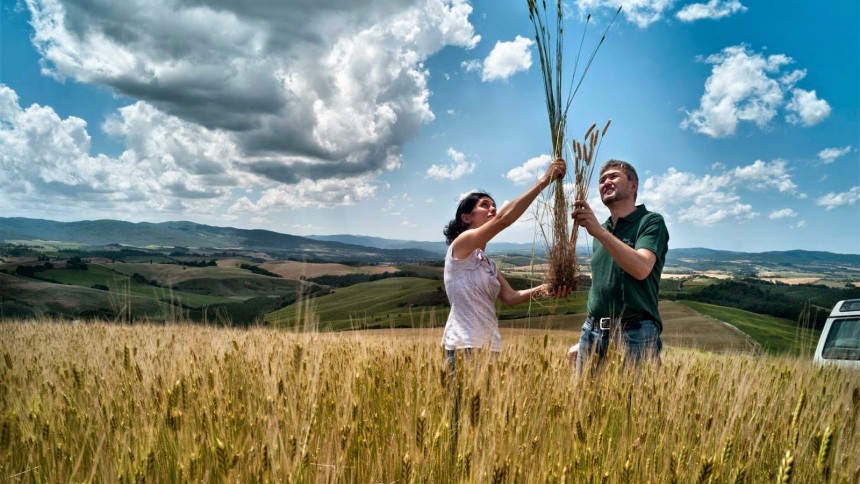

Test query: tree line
[663,279,860,329]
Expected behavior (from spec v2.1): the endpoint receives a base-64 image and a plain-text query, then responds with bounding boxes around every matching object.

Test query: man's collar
[620,204,647,223]
[604,204,647,228]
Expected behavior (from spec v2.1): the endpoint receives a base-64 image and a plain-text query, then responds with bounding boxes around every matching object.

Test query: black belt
[586,314,644,331]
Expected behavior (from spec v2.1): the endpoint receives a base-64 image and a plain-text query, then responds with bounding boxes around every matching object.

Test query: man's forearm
[592,228,655,280]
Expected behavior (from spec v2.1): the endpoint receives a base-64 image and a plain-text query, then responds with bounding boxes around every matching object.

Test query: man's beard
[602,187,628,205]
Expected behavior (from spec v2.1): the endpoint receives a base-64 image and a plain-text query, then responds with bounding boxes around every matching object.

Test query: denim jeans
[445,348,473,379]
[575,319,662,372]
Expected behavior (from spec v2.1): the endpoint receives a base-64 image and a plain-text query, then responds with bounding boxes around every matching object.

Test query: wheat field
[1,320,857,482]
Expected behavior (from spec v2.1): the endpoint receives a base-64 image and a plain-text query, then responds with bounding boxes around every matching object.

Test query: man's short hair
[600,159,638,201]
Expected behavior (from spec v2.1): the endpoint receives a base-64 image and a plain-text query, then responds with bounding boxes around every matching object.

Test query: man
[567,160,669,371]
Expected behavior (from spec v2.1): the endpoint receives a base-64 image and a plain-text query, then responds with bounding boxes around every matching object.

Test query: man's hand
[571,200,602,236]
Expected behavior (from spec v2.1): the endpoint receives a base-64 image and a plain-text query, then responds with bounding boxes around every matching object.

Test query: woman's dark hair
[443,191,493,245]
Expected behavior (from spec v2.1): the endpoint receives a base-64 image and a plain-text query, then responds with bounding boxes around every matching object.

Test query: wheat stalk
[526,0,621,289]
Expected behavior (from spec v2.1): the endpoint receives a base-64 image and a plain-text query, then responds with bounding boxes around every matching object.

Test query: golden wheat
[0,320,857,481]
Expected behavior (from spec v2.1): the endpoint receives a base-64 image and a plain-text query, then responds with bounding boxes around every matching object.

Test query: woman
[441,158,568,364]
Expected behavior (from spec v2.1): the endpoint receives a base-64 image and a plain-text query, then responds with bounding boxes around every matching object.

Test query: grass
[0,320,856,482]
[678,301,819,355]
[266,277,590,332]
[498,287,588,320]
[659,274,723,292]
[266,277,447,330]
[35,264,232,308]
[106,262,301,298]
[0,272,172,320]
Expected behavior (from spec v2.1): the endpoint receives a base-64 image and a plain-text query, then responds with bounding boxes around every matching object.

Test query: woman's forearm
[494,179,546,228]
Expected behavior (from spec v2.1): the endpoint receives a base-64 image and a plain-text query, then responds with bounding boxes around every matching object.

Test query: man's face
[598,168,636,206]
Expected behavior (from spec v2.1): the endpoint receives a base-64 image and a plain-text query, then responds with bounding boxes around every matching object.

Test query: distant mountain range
[306,234,543,255]
[2,217,859,272]
[0,217,438,262]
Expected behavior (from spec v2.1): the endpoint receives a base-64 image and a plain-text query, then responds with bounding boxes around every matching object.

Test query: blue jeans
[445,348,473,379]
[575,319,662,373]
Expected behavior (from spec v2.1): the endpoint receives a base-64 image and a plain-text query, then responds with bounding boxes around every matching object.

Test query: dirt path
[659,300,759,353]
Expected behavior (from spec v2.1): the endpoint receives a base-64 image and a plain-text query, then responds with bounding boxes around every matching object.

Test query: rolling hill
[4,216,858,275]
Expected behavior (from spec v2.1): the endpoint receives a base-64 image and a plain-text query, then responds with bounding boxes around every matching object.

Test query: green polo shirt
[586,205,669,331]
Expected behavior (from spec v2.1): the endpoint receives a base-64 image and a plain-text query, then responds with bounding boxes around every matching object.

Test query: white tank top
[441,245,502,352]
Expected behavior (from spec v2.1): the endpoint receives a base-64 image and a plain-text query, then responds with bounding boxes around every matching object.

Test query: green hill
[678,301,819,354]
[266,277,447,331]
[266,275,588,332]
[0,272,171,319]
[34,264,231,308]
[105,262,301,298]
[663,277,860,329]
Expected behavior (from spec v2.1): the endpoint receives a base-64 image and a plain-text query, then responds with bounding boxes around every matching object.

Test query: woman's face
[461,196,496,229]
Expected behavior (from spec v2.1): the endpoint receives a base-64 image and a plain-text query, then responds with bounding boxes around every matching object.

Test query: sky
[1,0,858,254]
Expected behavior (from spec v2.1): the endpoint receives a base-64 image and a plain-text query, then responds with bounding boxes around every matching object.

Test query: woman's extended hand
[539,158,567,189]
[538,284,571,299]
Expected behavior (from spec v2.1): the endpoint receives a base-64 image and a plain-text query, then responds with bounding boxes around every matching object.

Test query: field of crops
[679,301,818,354]
[2,321,857,482]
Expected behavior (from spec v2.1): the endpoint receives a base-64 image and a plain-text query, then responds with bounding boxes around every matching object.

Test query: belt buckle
[599,317,612,331]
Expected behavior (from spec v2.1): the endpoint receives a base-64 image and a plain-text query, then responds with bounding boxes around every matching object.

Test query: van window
[822,318,860,360]
[838,300,860,312]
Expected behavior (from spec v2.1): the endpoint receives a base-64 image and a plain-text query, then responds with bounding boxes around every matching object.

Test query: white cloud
[505,154,552,185]
[676,0,746,22]
[0,84,383,216]
[731,159,796,193]
[816,186,860,211]
[24,0,480,188]
[640,159,801,226]
[678,192,757,225]
[0,86,231,213]
[792,220,807,229]
[481,36,534,81]
[461,59,482,73]
[818,146,853,164]
[682,45,828,137]
[785,89,831,126]
[228,177,377,213]
[5,0,489,216]
[574,0,675,28]
[641,168,753,225]
[426,148,476,180]
[289,223,323,232]
[640,168,732,211]
[379,193,418,228]
[457,190,480,202]
[381,193,414,216]
[768,208,797,220]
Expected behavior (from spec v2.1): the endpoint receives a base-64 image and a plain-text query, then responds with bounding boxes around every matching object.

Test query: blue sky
[1,0,858,254]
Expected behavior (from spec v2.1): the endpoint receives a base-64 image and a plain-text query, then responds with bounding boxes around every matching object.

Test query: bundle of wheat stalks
[526,0,620,290]
[566,119,611,270]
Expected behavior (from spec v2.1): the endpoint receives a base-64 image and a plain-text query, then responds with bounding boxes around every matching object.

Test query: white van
[813,299,860,369]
